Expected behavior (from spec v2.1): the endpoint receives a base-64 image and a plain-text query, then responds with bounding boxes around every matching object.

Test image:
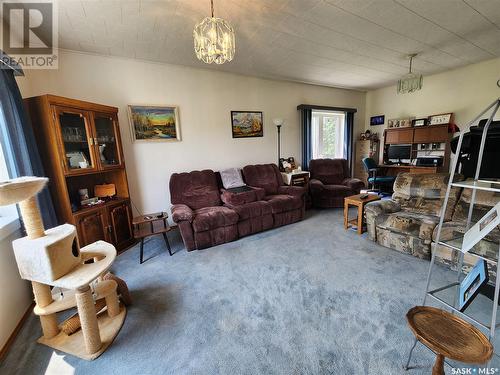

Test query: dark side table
[132,212,173,264]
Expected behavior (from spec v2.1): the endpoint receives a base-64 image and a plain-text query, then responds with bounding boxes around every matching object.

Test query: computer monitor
[387,144,411,163]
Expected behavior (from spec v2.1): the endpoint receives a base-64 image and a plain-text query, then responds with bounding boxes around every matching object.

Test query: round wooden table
[406,306,493,375]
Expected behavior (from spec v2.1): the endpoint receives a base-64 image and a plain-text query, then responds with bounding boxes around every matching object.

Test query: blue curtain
[300,108,312,170]
[344,112,354,175]
[0,68,57,229]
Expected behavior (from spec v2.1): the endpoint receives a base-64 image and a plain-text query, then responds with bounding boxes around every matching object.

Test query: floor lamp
[273,118,284,168]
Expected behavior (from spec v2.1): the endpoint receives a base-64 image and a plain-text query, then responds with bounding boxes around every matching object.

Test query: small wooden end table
[132,212,173,264]
[281,171,310,187]
[406,306,493,375]
[344,193,380,234]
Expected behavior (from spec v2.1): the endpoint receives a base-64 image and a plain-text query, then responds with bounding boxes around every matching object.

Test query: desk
[381,165,441,176]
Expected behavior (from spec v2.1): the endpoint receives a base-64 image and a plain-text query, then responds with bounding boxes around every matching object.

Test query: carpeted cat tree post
[0,176,127,360]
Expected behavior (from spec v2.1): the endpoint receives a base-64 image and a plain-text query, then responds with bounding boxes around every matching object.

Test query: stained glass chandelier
[397,54,423,94]
[193,0,235,64]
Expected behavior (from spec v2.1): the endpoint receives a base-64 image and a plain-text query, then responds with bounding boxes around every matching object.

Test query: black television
[387,144,411,163]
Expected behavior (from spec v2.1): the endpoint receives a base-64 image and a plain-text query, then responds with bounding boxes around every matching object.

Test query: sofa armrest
[364,200,401,241]
[365,199,400,217]
[278,185,306,198]
[171,204,194,223]
[342,177,365,191]
[309,179,325,193]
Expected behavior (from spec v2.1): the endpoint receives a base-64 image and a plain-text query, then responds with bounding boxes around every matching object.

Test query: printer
[416,156,444,167]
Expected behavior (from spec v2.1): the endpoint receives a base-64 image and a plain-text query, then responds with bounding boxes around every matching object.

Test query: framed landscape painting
[128,105,181,142]
[231,111,263,138]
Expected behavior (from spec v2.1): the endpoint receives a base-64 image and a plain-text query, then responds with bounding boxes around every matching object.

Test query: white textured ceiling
[57,0,500,90]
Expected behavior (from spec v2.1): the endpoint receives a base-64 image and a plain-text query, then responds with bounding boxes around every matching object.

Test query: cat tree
[0,176,127,360]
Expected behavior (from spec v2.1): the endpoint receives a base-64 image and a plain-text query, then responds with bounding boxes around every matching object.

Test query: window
[0,109,19,239]
[311,110,346,159]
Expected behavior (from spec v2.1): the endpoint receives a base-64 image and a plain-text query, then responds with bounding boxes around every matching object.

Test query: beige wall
[363,57,500,161]
[0,228,31,352]
[17,50,365,213]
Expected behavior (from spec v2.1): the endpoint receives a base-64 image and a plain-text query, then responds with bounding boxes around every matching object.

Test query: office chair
[361,157,396,194]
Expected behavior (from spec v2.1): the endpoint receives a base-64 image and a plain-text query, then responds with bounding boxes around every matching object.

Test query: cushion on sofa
[229,200,272,220]
[432,221,499,277]
[375,211,440,241]
[170,170,221,210]
[309,158,348,185]
[242,164,283,195]
[452,183,500,223]
[432,221,500,245]
[321,184,352,195]
[392,173,462,220]
[263,194,303,214]
[192,206,239,232]
[376,227,431,259]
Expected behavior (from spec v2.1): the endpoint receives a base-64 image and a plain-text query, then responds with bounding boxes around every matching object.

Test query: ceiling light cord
[407,53,417,74]
[211,0,214,17]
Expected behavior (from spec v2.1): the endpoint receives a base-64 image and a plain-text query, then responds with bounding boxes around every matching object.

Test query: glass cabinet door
[93,113,122,169]
[54,107,97,174]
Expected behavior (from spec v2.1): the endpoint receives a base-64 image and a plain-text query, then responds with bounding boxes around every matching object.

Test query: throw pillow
[220,168,246,189]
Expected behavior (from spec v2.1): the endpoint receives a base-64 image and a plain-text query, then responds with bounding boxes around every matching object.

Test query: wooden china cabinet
[25,95,134,251]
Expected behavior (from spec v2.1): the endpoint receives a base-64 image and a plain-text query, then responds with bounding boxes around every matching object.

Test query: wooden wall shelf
[25,94,135,252]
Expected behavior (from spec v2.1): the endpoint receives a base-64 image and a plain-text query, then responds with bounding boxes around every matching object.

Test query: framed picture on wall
[428,113,453,126]
[412,118,428,127]
[128,105,181,142]
[370,115,385,126]
[231,111,263,138]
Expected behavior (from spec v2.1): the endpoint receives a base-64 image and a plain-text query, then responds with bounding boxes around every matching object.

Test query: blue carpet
[1,209,499,374]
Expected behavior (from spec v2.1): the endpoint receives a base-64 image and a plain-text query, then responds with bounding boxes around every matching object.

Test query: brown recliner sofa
[309,158,365,208]
[242,164,306,227]
[170,170,239,251]
[170,164,306,251]
[219,184,274,238]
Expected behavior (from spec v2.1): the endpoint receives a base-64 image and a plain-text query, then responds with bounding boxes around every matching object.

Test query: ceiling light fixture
[397,53,423,94]
[193,0,235,65]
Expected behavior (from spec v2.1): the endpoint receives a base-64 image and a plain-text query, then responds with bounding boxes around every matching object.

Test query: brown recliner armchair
[309,158,364,208]
[242,163,306,227]
[169,170,239,251]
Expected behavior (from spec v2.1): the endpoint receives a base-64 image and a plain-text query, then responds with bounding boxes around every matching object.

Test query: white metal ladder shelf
[404,98,500,371]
